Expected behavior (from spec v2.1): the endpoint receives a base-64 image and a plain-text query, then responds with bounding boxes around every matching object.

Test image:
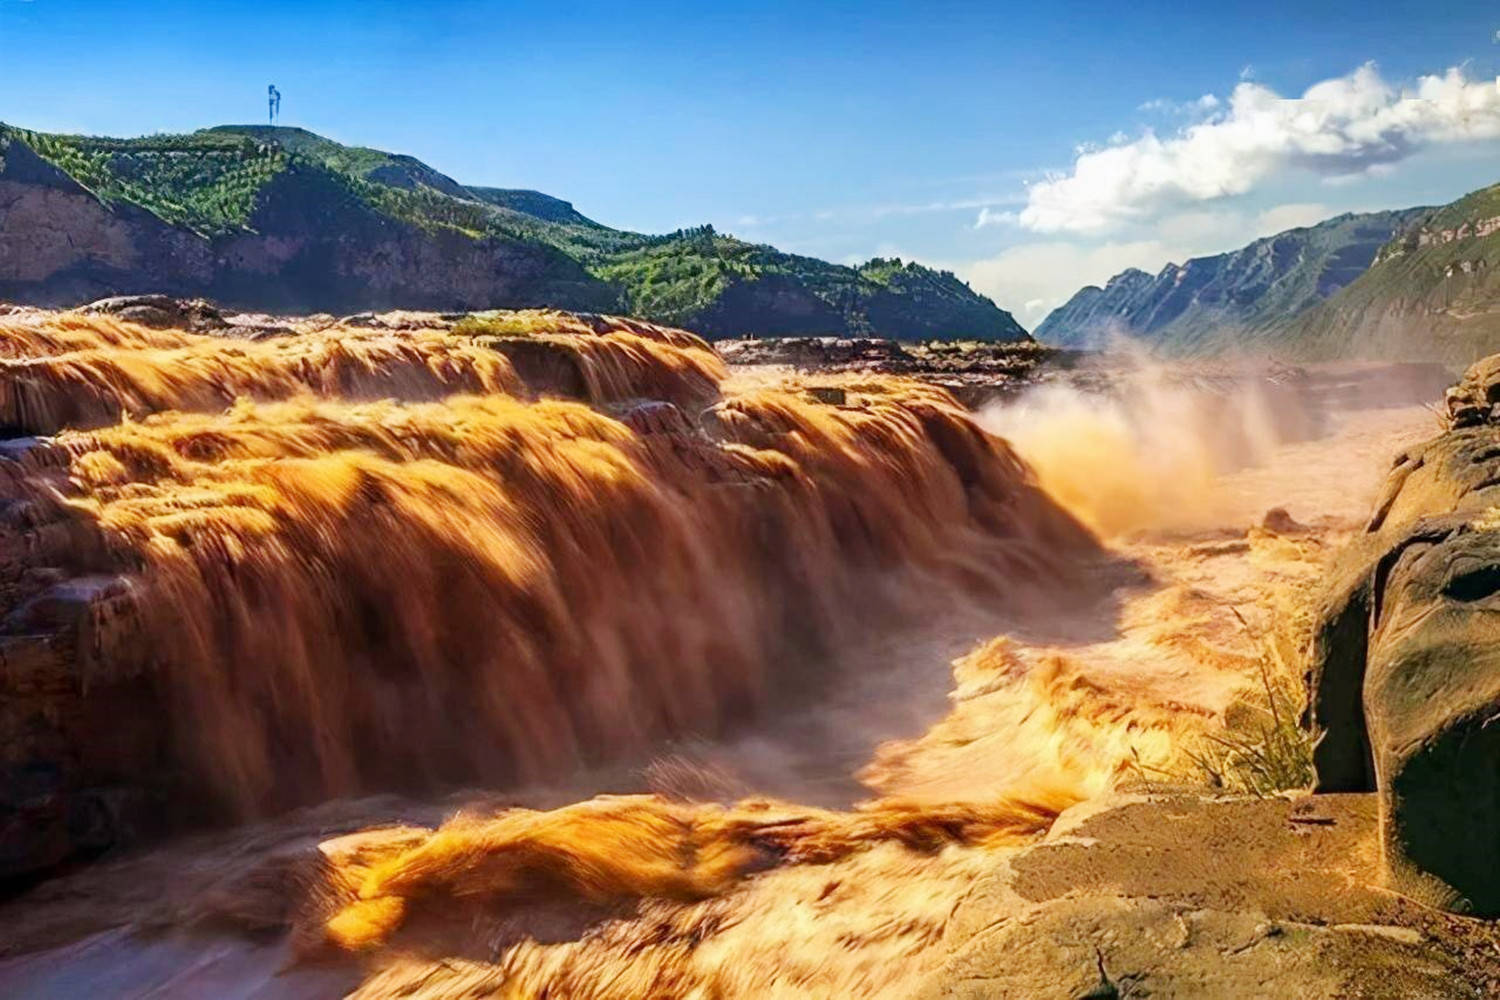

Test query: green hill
[1279,182,1500,362]
[0,123,1026,341]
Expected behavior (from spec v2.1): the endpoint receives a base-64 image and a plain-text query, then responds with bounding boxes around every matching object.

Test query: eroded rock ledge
[922,790,1497,999]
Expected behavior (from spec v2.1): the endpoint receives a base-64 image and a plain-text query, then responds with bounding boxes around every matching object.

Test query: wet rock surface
[78,294,228,333]
[718,336,1064,408]
[0,445,165,881]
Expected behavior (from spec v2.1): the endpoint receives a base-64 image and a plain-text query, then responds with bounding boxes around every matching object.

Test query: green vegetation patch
[451,313,564,338]
[5,126,288,236]
[593,228,745,325]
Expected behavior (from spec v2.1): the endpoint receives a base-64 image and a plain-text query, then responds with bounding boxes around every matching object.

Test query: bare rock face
[0,143,216,305]
[0,449,164,879]
[1308,355,1500,915]
[1033,208,1431,353]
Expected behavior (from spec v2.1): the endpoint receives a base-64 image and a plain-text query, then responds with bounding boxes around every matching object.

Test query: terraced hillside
[0,124,1025,341]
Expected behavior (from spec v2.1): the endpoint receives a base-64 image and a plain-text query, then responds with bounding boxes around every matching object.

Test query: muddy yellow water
[0,321,1441,998]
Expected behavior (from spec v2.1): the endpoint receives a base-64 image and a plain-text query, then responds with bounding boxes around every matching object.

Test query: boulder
[1262,506,1309,534]
[79,294,227,333]
[1308,354,1500,915]
[618,401,695,437]
[922,791,1490,998]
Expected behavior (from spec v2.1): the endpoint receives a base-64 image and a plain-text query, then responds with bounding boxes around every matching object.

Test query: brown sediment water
[0,309,726,435]
[0,318,1447,998]
[0,312,1098,821]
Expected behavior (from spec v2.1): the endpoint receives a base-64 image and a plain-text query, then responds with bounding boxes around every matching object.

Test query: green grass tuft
[1187,608,1314,796]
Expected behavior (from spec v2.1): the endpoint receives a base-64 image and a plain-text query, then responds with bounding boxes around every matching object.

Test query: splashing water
[0,312,1099,819]
[310,792,1065,954]
[0,313,1447,999]
[979,352,1313,537]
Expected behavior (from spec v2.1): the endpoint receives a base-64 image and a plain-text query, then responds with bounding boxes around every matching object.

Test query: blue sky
[3,0,1499,324]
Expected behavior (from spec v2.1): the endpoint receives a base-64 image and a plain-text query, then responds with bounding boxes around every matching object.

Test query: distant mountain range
[1034,208,1429,353]
[0,123,1026,341]
[1036,180,1500,363]
[1281,182,1500,363]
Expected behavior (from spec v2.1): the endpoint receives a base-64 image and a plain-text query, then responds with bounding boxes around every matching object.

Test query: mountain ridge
[0,122,1027,341]
[1279,182,1500,362]
[1035,208,1431,354]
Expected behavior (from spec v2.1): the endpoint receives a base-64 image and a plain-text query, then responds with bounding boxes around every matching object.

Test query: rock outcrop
[77,294,228,332]
[718,336,1063,408]
[1308,353,1500,915]
[919,790,1497,999]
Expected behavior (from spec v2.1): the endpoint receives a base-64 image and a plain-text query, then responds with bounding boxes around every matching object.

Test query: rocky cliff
[1308,353,1500,917]
[0,124,1026,341]
[1036,209,1428,353]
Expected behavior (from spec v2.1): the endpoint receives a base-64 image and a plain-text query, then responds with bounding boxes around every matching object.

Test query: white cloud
[806,196,1024,227]
[1138,93,1220,116]
[973,206,1018,229]
[1021,63,1500,233]
[1253,202,1332,234]
[867,197,1015,219]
